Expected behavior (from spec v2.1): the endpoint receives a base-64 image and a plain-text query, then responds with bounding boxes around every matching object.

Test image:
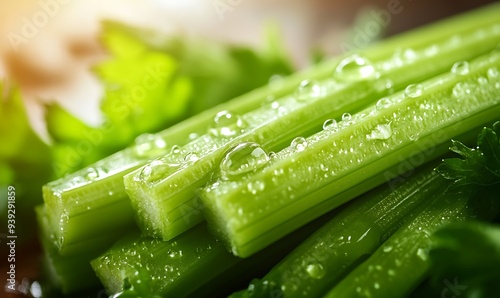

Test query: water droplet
[451,61,470,76]
[220,142,270,180]
[295,80,323,101]
[169,250,183,259]
[334,55,377,82]
[171,145,181,155]
[477,77,488,85]
[133,134,167,157]
[323,119,338,131]
[84,167,99,180]
[383,245,393,253]
[306,263,325,279]
[388,269,396,276]
[452,82,474,98]
[138,158,177,184]
[247,180,265,194]
[374,282,380,290]
[487,67,499,80]
[209,110,246,138]
[404,84,423,98]
[291,137,307,152]
[269,74,284,90]
[416,248,427,261]
[367,123,392,140]
[376,98,392,110]
[183,152,199,164]
[342,113,352,121]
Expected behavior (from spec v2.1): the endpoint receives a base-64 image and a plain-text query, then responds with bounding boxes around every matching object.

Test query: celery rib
[200,50,500,257]
[231,164,445,298]
[125,18,500,241]
[41,3,500,254]
[324,186,500,298]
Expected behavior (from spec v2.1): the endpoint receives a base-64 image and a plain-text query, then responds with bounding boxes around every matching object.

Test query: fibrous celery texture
[200,50,500,257]
[231,164,445,298]
[42,3,500,254]
[124,15,500,241]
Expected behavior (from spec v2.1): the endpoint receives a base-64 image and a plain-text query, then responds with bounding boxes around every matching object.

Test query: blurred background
[0,0,496,297]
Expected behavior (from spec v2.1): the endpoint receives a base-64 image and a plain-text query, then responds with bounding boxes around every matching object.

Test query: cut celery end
[126,20,500,241]
[200,50,500,257]
[231,164,446,298]
[325,187,500,298]
[35,206,101,293]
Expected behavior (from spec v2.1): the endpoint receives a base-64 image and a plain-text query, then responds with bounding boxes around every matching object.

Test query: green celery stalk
[200,50,500,257]
[230,164,446,298]
[124,18,500,241]
[35,206,101,293]
[42,3,500,254]
[324,186,500,298]
[90,213,331,298]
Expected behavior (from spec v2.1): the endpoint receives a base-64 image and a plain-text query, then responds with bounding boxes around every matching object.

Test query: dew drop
[170,145,181,155]
[247,180,265,195]
[295,80,323,101]
[451,61,470,76]
[366,123,392,140]
[334,55,377,82]
[452,82,474,98]
[84,167,99,180]
[306,263,325,279]
[133,134,167,157]
[220,142,270,180]
[138,158,177,184]
[376,98,392,110]
[183,152,199,164]
[291,137,308,152]
[404,84,423,98]
[487,67,499,81]
[416,248,428,261]
[383,245,393,253]
[209,110,246,138]
[342,113,352,121]
[323,119,338,131]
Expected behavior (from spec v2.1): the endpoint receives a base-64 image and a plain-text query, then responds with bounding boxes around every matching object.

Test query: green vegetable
[428,222,500,298]
[91,214,331,298]
[326,121,500,297]
[231,164,445,298]
[35,206,101,293]
[324,185,499,298]
[124,16,500,241]
[200,50,500,257]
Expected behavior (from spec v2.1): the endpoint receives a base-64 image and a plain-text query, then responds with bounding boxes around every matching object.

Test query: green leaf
[429,221,500,298]
[436,122,500,187]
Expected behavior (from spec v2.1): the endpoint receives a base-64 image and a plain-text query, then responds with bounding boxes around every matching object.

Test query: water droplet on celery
[342,113,352,121]
[323,119,338,131]
[291,137,307,152]
[169,250,183,259]
[367,123,392,140]
[376,98,392,110]
[383,245,393,253]
[247,180,265,194]
[451,61,470,75]
[296,80,322,101]
[139,158,175,184]
[334,55,376,82]
[452,82,474,98]
[183,152,199,164]
[133,134,167,157]
[487,67,499,80]
[171,145,181,155]
[209,110,246,138]
[269,74,284,90]
[306,263,325,279]
[220,142,269,180]
[84,167,99,180]
[374,282,380,289]
[416,248,427,261]
[404,84,423,98]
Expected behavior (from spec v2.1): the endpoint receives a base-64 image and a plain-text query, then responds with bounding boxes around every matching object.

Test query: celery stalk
[125,17,500,241]
[200,50,500,257]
